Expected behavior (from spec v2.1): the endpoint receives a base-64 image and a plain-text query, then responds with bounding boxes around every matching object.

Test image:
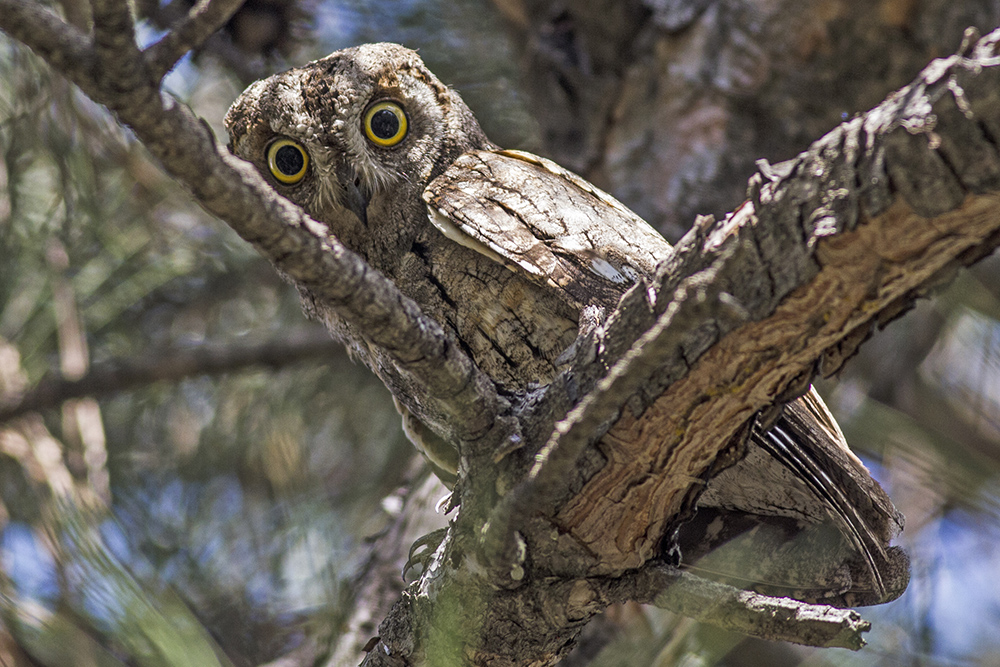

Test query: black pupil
[371,109,400,139]
[275,145,304,176]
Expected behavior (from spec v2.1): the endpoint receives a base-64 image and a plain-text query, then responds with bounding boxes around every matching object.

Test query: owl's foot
[403,527,450,580]
[554,304,606,368]
[394,397,459,487]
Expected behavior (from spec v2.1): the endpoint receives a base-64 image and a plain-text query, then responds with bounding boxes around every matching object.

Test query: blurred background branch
[0,329,345,423]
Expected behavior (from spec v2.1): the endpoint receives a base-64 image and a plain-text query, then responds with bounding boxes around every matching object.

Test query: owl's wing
[422,149,673,306]
[680,387,909,607]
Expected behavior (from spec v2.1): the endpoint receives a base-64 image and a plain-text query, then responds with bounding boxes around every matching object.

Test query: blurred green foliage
[0,7,421,663]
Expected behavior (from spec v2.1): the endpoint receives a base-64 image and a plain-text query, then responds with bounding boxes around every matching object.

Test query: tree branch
[504,28,1000,574]
[0,0,97,92]
[488,240,739,538]
[90,0,139,68]
[328,467,451,667]
[144,0,247,81]
[0,0,502,446]
[0,329,345,423]
[637,567,871,651]
[366,29,1000,665]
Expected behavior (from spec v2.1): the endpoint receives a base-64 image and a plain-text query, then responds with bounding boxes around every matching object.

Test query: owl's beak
[338,166,369,227]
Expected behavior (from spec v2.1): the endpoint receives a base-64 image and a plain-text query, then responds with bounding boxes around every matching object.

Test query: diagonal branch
[514,28,1000,576]
[365,28,1000,666]
[144,0,247,81]
[0,0,502,446]
[487,241,742,537]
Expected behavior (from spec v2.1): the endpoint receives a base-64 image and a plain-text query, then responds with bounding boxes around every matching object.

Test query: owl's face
[225,43,490,253]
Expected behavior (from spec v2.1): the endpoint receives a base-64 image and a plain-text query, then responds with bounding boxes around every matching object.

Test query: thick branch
[533,29,1000,573]
[371,29,1000,665]
[489,245,739,535]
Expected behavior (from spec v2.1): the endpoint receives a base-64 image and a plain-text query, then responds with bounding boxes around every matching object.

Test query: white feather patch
[427,208,514,270]
[587,257,628,284]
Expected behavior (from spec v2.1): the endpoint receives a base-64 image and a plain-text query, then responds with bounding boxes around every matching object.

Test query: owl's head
[225,43,490,246]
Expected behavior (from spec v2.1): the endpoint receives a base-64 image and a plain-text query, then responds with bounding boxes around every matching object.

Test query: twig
[636,567,871,650]
[0,416,76,499]
[47,240,111,505]
[144,0,247,81]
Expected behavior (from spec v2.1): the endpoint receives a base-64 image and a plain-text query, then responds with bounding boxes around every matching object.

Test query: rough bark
[361,30,1000,665]
[4,2,1000,665]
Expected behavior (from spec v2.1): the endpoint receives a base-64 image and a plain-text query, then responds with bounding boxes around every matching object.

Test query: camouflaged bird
[225,43,908,607]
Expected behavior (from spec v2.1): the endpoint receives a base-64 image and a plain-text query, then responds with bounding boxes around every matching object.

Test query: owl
[225,43,908,606]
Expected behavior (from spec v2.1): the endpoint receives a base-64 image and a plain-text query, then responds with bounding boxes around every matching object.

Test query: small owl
[225,43,908,606]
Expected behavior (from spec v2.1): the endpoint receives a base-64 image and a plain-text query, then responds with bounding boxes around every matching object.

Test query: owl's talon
[393,397,459,487]
[403,527,450,579]
[435,492,454,514]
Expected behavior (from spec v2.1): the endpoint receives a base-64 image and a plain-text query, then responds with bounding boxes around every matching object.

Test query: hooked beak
[337,164,369,227]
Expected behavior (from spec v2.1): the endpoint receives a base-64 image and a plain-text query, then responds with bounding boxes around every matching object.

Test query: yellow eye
[363,101,408,147]
[266,138,309,184]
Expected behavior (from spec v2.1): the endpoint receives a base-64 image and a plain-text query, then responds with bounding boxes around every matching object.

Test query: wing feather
[422,149,673,306]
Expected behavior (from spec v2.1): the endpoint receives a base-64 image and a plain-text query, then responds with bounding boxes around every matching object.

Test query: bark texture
[363,28,1000,667]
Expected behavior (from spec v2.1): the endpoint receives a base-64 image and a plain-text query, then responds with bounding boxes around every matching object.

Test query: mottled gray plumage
[225,43,907,606]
